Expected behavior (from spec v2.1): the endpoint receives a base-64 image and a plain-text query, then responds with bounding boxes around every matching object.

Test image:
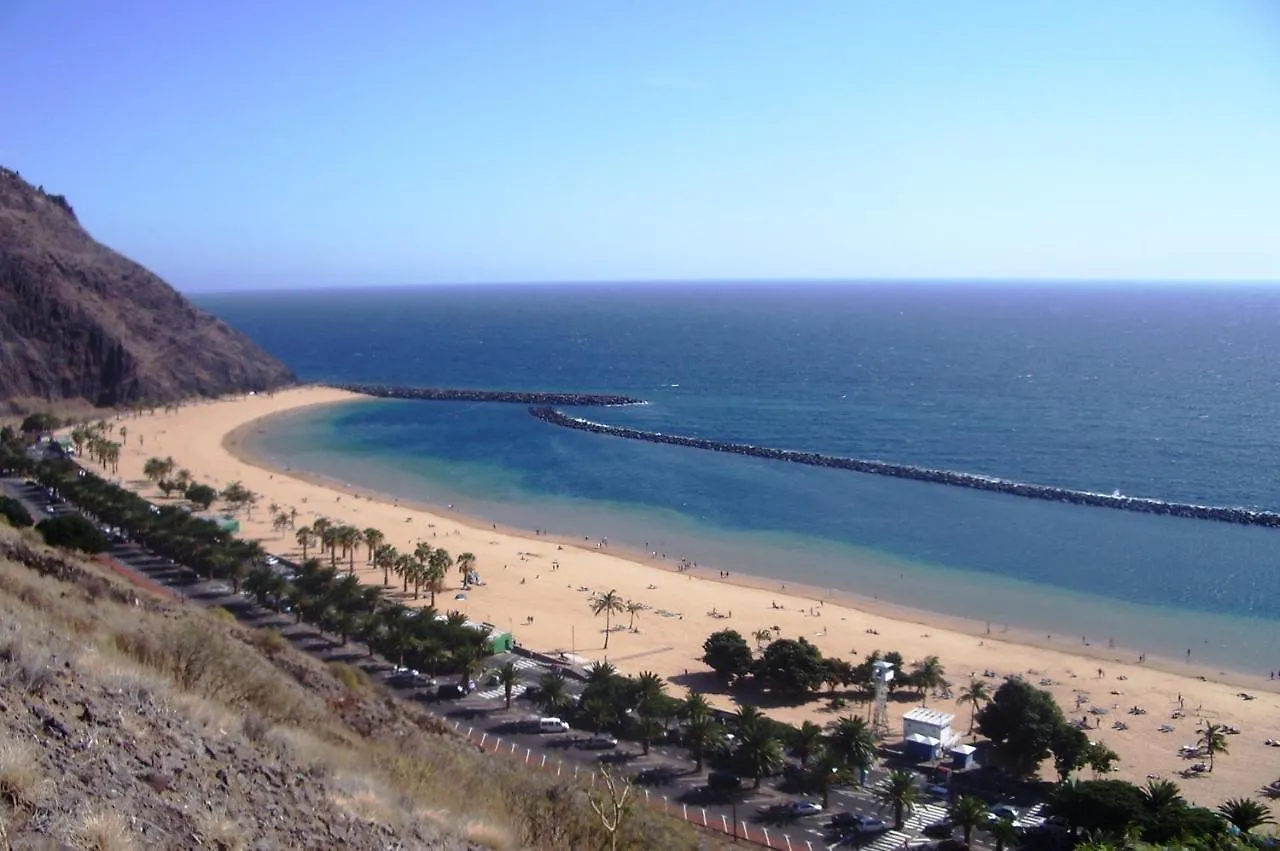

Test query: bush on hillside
[0,496,33,528]
[36,514,108,553]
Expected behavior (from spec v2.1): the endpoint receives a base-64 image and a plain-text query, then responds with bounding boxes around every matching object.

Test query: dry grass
[327,661,370,693]
[192,808,246,851]
[73,807,135,851]
[0,736,50,812]
[0,524,728,851]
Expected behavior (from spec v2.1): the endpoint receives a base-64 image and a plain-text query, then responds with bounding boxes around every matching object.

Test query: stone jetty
[529,407,1280,529]
[329,383,644,407]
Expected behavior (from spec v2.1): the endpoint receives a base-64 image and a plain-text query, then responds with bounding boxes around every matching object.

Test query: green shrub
[35,514,107,553]
[0,497,33,529]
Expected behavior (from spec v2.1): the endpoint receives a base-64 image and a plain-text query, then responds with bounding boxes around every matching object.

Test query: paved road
[5,475,1053,850]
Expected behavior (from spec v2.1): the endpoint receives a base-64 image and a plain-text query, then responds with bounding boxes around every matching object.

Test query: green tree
[362,527,384,564]
[0,496,34,528]
[1048,779,1144,839]
[911,655,946,704]
[185,482,217,510]
[456,551,476,583]
[733,721,783,790]
[1199,723,1228,772]
[1052,722,1092,782]
[977,677,1067,776]
[632,670,666,755]
[826,715,876,778]
[1086,741,1120,777]
[427,547,452,603]
[807,747,855,808]
[752,636,827,694]
[989,817,1019,851]
[625,600,643,631]
[590,589,626,650]
[537,669,571,716]
[792,720,824,766]
[143,455,175,483]
[36,514,108,553]
[682,713,724,772]
[949,795,990,846]
[1140,778,1184,815]
[1217,798,1275,834]
[494,660,522,709]
[956,677,991,735]
[875,769,918,830]
[701,629,753,681]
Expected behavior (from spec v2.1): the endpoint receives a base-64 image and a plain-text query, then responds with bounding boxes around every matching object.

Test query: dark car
[706,770,743,792]
[922,819,956,838]
[581,734,618,750]
[436,683,466,699]
[830,813,888,834]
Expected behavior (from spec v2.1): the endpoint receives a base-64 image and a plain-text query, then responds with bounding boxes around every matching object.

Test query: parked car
[436,683,466,699]
[987,803,1020,823]
[830,813,888,834]
[761,800,823,819]
[537,717,570,734]
[581,735,618,750]
[706,770,743,792]
[922,819,956,838]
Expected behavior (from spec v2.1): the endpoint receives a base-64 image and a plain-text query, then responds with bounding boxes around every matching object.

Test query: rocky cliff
[0,167,295,407]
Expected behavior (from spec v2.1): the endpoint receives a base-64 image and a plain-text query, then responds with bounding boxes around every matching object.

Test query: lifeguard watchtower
[871,659,895,738]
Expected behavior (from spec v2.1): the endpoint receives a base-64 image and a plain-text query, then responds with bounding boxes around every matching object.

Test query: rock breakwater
[330,383,644,407]
[529,407,1280,529]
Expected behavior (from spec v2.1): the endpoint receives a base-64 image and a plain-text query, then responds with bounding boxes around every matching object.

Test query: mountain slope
[0,167,295,407]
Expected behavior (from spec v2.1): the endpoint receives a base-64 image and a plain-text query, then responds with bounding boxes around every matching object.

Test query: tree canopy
[977,677,1068,776]
[36,514,108,553]
[752,636,827,695]
[701,629,753,681]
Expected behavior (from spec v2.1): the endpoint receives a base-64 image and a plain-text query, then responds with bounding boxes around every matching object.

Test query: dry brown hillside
[0,166,295,409]
[0,524,725,850]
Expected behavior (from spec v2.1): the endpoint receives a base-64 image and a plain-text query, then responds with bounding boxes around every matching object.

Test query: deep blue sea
[195,283,1280,674]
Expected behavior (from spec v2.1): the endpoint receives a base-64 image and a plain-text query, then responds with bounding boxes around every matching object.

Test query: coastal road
[21,477,1014,851]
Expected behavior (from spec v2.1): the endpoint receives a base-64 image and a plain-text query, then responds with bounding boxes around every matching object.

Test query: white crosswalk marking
[474,683,529,701]
[512,658,540,670]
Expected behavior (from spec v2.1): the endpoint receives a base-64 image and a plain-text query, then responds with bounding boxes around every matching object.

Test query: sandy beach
[102,386,1280,810]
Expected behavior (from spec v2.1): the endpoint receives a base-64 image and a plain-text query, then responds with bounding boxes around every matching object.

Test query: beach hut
[486,630,515,654]
[949,743,977,770]
[903,707,956,762]
[215,516,240,534]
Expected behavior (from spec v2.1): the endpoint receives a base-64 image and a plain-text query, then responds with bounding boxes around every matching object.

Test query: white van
[538,717,570,733]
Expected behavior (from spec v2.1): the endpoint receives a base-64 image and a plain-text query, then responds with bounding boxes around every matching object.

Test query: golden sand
[102,386,1280,809]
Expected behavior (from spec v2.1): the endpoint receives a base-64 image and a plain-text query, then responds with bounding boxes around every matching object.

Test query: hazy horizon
[5,2,1279,291]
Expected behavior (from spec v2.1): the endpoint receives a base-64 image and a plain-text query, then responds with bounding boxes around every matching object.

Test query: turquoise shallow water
[200,282,1280,675]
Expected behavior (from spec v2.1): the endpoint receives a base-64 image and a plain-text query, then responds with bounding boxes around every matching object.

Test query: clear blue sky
[4,2,1279,289]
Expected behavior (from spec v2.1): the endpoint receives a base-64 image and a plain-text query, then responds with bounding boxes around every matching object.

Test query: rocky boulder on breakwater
[329,383,645,407]
[528,407,1280,529]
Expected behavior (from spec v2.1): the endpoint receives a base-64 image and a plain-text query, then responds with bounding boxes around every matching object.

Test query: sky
[3,2,1280,290]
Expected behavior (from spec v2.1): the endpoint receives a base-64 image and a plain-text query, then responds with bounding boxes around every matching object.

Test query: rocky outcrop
[332,383,644,406]
[0,166,296,407]
[530,407,1280,528]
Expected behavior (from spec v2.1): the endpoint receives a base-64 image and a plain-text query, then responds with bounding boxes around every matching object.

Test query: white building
[902,707,957,761]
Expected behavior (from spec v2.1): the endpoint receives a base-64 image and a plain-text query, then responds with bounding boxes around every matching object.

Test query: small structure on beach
[903,707,957,762]
[214,516,240,534]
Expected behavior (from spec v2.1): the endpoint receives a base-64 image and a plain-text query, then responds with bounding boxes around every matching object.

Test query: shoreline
[104,387,1280,808]
[227,398,1275,693]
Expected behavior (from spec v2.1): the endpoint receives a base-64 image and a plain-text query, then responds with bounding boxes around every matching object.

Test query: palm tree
[1200,723,1229,772]
[1140,778,1184,814]
[827,715,876,777]
[537,669,570,716]
[633,670,666,755]
[1218,798,1275,834]
[683,713,724,772]
[337,525,361,574]
[590,589,626,650]
[792,720,824,766]
[735,723,783,790]
[494,660,522,709]
[393,553,415,595]
[752,628,773,649]
[988,817,1019,851]
[456,552,476,585]
[311,517,331,555]
[625,600,643,631]
[950,795,990,846]
[450,642,485,690]
[875,769,919,830]
[808,747,854,808]
[362,528,384,564]
[294,526,314,560]
[374,543,397,586]
[428,548,452,603]
[956,678,991,735]
[912,655,946,704]
[682,690,712,722]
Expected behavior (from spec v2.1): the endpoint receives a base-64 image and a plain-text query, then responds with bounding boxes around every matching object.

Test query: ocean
[195,282,1280,674]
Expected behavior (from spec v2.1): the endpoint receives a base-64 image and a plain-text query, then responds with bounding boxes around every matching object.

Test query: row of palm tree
[37,460,497,687]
